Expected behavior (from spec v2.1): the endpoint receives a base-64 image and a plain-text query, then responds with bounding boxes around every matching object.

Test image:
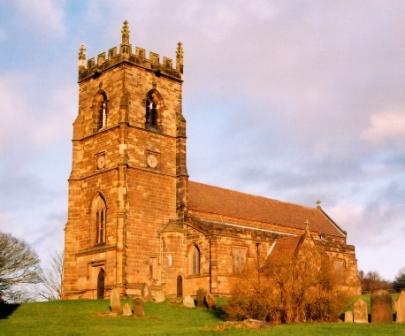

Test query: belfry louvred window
[145,90,159,130]
[97,92,108,130]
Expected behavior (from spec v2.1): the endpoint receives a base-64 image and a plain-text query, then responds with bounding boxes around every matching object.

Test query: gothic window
[96,92,108,130]
[145,90,160,130]
[93,195,106,245]
[232,248,247,274]
[189,245,200,275]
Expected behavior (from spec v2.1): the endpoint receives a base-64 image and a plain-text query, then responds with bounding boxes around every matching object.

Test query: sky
[0,0,404,281]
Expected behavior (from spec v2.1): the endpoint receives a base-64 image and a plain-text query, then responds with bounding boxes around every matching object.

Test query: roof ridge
[189,180,317,212]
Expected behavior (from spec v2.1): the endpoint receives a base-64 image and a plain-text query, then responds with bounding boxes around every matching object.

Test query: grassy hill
[1,299,404,336]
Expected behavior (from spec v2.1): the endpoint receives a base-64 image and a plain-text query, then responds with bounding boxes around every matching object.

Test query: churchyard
[1,294,404,336]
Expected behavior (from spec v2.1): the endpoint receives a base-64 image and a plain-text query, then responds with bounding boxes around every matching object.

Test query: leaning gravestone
[353,298,368,323]
[122,303,133,316]
[133,298,144,317]
[196,288,207,307]
[110,288,122,314]
[371,290,392,323]
[344,311,353,323]
[205,293,216,309]
[396,290,405,323]
[183,295,195,308]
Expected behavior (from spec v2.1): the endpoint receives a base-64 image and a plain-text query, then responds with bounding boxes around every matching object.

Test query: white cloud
[12,0,65,36]
[361,110,405,145]
[0,75,75,154]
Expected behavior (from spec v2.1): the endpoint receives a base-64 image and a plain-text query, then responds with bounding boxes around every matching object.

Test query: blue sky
[0,0,404,281]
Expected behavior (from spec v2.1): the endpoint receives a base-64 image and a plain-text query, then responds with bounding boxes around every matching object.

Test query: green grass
[0,299,404,336]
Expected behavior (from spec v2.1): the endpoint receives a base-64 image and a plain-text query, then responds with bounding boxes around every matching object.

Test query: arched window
[96,92,108,130]
[189,245,200,275]
[145,90,160,130]
[93,195,106,245]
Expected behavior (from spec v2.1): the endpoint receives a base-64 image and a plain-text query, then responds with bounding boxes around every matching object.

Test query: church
[62,21,360,300]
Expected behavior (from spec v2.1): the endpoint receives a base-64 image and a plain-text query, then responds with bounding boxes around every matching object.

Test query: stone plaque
[396,290,405,323]
[353,298,368,323]
[371,290,392,323]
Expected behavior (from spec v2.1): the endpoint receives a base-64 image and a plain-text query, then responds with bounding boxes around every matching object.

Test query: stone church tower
[63,21,361,300]
[63,21,187,299]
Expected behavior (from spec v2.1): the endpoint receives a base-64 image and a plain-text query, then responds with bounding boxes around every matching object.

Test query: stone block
[122,303,132,316]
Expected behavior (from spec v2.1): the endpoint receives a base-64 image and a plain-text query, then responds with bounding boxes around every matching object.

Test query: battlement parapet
[78,21,183,83]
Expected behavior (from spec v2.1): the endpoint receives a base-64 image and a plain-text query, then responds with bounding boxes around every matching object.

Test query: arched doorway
[97,268,105,299]
[176,275,183,298]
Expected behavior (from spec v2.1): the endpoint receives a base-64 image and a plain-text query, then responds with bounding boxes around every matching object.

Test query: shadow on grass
[208,305,227,321]
[0,303,20,319]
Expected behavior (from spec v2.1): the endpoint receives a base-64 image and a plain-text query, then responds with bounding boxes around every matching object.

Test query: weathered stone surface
[344,311,353,323]
[183,295,195,308]
[153,290,165,303]
[371,290,392,323]
[396,290,405,323]
[353,299,368,323]
[110,288,121,314]
[133,298,144,317]
[141,283,151,300]
[196,288,207,307]
[122,303,132,316]
[205,293,216,309]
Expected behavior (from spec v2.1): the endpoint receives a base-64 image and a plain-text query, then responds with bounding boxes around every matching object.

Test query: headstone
[344,311,353,323]
[183,295,195,308]
[353,298,368,323]
[110,288,122,314]
[133,298,144,317]
[396,290,405,323]
[205,293,216,309]
[153,290,165,303]
[122,303,133,316]
[371,290,392,323]
[196,288,207,307]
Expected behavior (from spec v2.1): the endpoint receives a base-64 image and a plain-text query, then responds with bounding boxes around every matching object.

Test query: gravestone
[133,298,144,317]
[205,293,216,309]
[141,283,151,300]
[196,288,207,307]
[371,290,392,323]
[396,290,405,323]
[110,288,122,314]
[344,311,353,323]
[183,295,195,308]
[153,290,165,303]
[122,303,133,316]
[353,298,368,323]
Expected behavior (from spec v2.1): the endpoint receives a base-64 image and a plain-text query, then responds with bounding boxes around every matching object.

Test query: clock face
[147,154,158,168]
[97,155,105,169]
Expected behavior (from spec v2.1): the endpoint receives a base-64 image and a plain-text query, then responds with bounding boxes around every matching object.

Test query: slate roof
[188,181,345,237]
